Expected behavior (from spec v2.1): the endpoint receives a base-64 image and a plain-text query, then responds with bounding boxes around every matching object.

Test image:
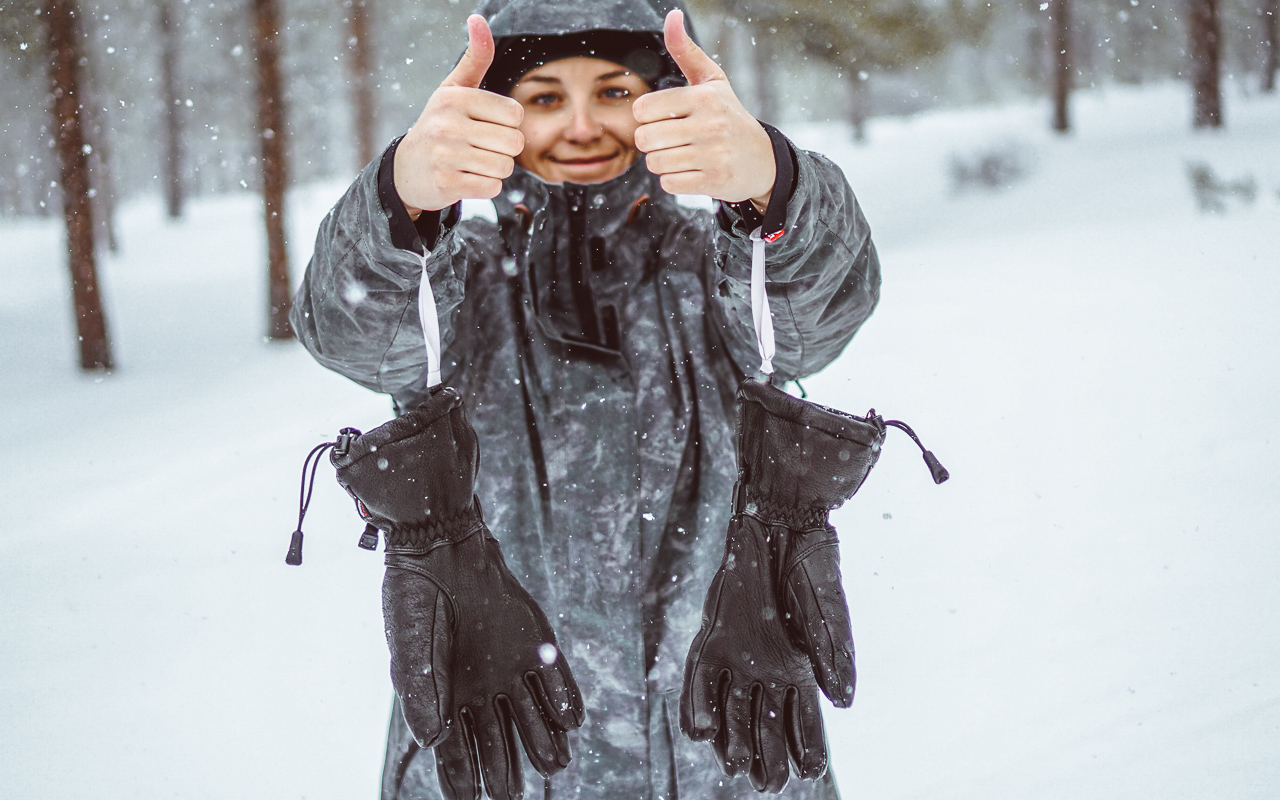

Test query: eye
[528,92,563,108]
[599,86,632,101]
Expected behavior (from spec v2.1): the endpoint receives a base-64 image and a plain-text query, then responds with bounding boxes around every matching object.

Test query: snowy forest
[3,1,1280,798]
[2,0,1278,364]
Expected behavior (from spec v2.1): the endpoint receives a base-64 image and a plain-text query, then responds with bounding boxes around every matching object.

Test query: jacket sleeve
[289,146,496,396]
[708,140,881,383]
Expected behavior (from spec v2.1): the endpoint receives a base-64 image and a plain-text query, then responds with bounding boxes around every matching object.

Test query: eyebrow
[517,70,633,87]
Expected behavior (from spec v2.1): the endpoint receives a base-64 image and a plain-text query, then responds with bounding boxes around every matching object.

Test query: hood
[473,0,695,39]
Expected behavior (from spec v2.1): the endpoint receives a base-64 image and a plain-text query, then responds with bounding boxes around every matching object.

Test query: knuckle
[506,98,525,125]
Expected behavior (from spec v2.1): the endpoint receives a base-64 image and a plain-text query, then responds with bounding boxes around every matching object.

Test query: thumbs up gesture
[393,15,526,216]
[633,10,776,209]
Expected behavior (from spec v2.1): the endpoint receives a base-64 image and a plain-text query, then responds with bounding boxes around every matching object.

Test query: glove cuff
[382,496,485,553]
[733,481,832,531]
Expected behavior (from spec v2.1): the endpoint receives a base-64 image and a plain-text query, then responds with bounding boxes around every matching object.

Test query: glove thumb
[783,545,856,708]
[383,565,455,746]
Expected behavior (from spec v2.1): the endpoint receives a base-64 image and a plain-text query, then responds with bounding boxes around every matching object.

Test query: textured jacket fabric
[289,3,880,798]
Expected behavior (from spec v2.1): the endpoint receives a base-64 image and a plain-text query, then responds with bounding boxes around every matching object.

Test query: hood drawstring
[285,427,362,566]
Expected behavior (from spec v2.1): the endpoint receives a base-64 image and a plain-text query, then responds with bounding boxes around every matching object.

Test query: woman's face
[511,57,651,185]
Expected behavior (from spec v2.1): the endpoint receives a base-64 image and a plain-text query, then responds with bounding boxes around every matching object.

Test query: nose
[562,101,602,144]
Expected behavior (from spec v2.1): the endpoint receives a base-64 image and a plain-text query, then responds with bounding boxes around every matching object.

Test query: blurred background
[1,0,1275,234]
[2,1,1278,799]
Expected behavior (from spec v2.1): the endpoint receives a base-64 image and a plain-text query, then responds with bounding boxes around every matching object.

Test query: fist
[632,10,776,209]
[394,15,526,215]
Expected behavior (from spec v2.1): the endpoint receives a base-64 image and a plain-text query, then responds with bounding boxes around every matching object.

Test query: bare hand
[632,10,776,210]
[394,15,525,216]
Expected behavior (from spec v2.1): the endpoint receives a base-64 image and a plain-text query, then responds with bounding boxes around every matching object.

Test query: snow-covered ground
[2,82,1278,798]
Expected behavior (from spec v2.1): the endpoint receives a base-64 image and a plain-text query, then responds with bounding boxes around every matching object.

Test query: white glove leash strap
[417,252,443,389]
[749,227,776,376]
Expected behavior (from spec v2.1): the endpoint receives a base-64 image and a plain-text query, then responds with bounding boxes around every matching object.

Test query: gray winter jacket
[290,3,880,798]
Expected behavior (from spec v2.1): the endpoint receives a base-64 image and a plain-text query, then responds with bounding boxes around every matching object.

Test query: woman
[291,1,881,797]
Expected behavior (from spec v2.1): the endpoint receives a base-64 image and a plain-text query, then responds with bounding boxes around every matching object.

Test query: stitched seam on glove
[739,491,830,530]
[783,538,839,573]
[383,510,484,552]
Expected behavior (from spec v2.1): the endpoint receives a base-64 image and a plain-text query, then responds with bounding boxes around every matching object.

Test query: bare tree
[253,0,293,340]
[1051,0,1071,132]
[1189,0,1223,127]
[1263,0,1277,92]
[158,0,185,218]
[46,0,113,370]
[345,0,378,168]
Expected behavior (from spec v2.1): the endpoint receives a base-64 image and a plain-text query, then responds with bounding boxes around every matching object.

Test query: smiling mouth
[550,153,620,166]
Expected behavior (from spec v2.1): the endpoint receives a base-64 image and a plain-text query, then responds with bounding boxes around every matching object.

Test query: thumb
[441,14,495,89]
[664,9,724,85]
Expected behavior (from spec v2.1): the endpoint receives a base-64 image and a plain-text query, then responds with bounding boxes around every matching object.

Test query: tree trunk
[46,0,113,371]
[1263,0,1277,92]
[752,22,778,125]
[158,0,185,218]
[253,0,293,340]
[346,0,378,168]
[1189,0,1223,127]
[1051,0,1072,133]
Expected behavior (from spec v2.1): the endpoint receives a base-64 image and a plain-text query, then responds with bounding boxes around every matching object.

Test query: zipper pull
[883,419,950,485]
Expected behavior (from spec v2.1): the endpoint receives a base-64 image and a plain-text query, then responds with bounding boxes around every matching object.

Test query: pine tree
[1051,0,1071,132]
[45,0,113,370]
[158,0,185,218]
[1263,0,1277,92]
[252,0,293,340]
[1189,0,1224,127]
[345,0,378,168]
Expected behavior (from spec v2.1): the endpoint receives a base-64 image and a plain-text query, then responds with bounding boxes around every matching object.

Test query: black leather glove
[681,378,885,792]
[331,387,584,800]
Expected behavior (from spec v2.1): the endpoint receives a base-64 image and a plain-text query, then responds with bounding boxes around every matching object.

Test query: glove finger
[784,546,856,708]
[784,685,828,780]
[473,698,525,800]
[711,673,752,778]
[435,710,482,800]
[509,677,573,776]
[384,568,453,746]
[529,651,585,731]
[681,568,732,741]
[749,684,791,793]
[679,638,725,740]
